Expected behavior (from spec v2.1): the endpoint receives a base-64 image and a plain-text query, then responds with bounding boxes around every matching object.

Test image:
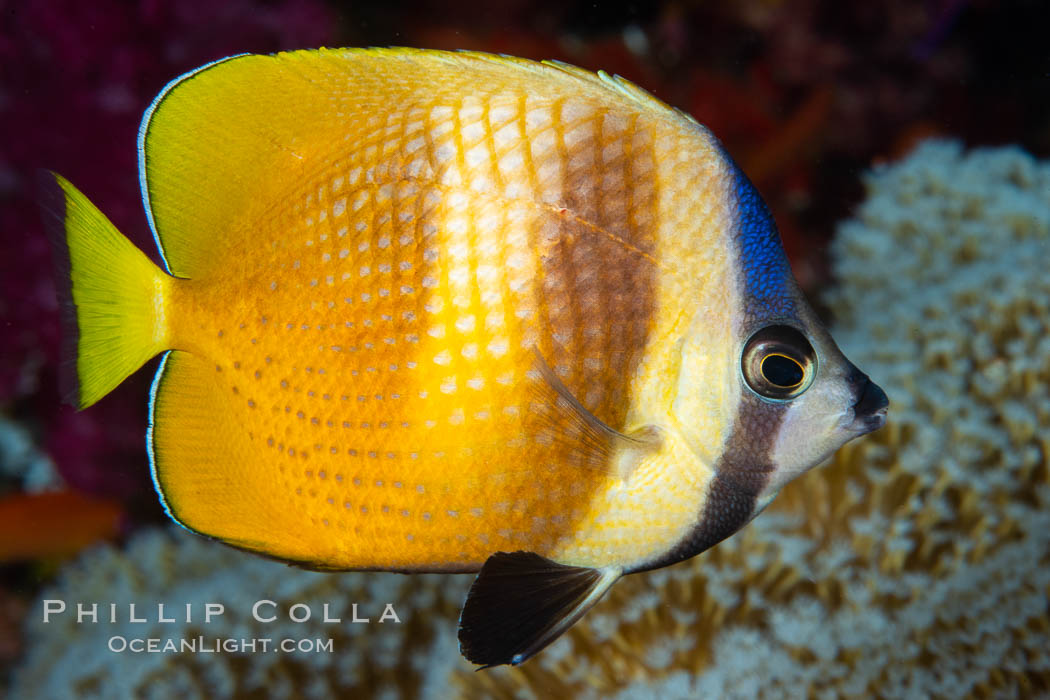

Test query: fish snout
[847,370,889,434]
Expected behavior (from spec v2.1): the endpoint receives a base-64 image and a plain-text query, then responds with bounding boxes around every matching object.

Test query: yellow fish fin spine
[456,49,685,121]
[38,171,172,408]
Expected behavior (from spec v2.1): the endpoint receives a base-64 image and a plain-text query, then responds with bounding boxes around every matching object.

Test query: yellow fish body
[41,48,887,666]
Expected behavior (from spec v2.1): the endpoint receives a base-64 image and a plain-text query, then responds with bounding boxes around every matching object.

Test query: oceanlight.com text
[108,635,335,654]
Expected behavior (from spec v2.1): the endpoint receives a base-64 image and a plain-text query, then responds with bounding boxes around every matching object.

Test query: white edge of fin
[136,53,250,275]
[146,349,193,533]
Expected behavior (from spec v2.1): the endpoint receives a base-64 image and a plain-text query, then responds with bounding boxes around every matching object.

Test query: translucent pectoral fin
[457,551,621,668]
[528,348,661,481]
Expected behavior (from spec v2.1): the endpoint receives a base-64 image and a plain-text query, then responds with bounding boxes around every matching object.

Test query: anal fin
[457,551,621,668]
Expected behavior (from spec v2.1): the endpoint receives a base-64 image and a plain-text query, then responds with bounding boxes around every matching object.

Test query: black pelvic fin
[457,550,620,668]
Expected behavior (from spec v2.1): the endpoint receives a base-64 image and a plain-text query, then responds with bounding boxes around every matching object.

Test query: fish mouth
[849,373,889,434]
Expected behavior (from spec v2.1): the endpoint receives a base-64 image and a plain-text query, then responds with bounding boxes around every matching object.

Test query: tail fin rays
[38,171,172,408]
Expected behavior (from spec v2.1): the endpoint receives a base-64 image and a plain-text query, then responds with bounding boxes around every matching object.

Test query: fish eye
[741,325,816,401]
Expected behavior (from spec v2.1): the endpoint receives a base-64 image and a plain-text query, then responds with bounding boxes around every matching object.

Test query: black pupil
[762,354,803,388]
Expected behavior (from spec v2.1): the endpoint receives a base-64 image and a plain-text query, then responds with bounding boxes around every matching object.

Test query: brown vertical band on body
[630,391,785,573]
[517,105,661,550]
[531,108,659,431]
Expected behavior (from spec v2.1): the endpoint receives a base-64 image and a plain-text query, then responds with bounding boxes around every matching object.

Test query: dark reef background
[1,0,1048,683]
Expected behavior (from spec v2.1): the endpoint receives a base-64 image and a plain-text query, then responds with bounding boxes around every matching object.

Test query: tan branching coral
[12,141,1050,698]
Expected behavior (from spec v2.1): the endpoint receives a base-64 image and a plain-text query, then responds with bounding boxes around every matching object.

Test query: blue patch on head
[729,162,796,317]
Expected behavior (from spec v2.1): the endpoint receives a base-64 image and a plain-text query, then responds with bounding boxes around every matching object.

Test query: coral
[11,141,1050,697]
[0,417,60,493]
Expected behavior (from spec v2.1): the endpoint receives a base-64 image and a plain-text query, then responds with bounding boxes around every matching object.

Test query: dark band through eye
[761,353,804,388]
[741,325,816,400]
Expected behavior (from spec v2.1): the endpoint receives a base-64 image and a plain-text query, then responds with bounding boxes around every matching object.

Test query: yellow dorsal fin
[136,47,699,278]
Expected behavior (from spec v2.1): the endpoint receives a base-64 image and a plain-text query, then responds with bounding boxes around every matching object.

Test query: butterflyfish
[40,48,888,667]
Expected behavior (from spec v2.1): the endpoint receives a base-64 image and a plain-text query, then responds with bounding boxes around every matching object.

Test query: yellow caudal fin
[38,171,172,408]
